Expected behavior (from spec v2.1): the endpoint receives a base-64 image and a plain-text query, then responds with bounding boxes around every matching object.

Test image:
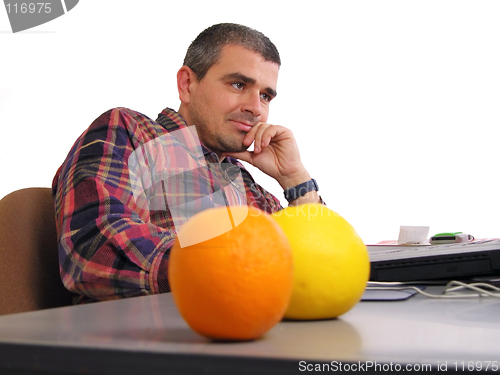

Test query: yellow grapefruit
[271,203,369,320]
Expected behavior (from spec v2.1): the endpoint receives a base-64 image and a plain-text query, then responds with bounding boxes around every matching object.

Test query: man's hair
[183,23,281,81]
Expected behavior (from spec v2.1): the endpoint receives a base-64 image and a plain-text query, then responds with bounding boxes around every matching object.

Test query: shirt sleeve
[52,108,173,303]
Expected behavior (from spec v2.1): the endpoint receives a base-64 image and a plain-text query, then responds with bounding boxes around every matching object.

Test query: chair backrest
[0,187,75,315]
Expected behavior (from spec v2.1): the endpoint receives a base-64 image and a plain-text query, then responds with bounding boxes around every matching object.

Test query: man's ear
[177,66,197,104]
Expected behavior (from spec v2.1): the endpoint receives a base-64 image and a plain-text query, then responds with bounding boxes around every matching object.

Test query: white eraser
[398,225,430,245]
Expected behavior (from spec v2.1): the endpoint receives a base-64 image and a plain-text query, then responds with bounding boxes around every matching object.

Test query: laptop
[367,239,500,282]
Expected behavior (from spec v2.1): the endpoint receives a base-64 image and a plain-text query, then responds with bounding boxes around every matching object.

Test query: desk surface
[0,287,499,374]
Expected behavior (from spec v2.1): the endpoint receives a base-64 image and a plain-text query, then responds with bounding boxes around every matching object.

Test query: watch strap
[283,179,319,202]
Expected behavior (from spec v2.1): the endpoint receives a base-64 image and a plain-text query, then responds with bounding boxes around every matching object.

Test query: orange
[271,203,369,320]
[168,206,293,341]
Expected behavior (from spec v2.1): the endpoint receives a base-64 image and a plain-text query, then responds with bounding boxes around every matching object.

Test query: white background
[1,0,499,244]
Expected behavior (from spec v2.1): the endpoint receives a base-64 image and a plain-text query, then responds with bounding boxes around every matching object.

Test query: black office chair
[0,187,75,315]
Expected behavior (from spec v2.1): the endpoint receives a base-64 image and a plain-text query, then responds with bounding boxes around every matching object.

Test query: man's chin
[220,139,250,154]
[212,134,250,155]
[223,146,249,156]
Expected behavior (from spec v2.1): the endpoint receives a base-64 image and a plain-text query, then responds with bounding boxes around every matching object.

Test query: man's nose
[242,91,262,117]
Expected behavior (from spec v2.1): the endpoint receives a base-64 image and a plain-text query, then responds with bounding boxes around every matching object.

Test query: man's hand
[223,122,311,190]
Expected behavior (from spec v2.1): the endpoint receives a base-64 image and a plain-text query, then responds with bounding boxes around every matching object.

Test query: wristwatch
[283,179,319,202]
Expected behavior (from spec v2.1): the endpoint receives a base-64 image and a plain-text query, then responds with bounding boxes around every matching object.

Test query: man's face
[184,44,279,157]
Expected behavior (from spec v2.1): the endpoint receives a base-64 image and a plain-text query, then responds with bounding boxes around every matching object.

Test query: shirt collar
[156,108,214,160]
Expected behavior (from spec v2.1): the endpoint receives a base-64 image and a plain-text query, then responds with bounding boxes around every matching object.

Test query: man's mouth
[229,119,254,132]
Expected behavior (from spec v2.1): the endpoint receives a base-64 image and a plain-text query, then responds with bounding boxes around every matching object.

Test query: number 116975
[5,3,52,14]
[452,361,499,372]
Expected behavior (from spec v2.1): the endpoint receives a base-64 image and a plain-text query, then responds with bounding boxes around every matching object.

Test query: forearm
[55,177,175,301]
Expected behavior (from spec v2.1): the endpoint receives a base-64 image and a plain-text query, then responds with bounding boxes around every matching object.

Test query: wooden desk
[0,287,499,374]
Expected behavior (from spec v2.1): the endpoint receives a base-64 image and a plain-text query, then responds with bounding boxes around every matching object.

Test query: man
[53,23,323,303]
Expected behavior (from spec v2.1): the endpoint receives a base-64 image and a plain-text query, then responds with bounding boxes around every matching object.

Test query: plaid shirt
[52,107,282,303]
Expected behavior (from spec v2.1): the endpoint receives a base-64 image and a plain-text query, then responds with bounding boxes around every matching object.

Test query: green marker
[430,232,473,244]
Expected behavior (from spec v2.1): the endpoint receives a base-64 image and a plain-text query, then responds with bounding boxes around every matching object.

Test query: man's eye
[260,93,271,102]
[232,82,244,90]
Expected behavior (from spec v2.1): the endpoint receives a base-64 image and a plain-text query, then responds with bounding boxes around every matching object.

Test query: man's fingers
[253,123,277,152]
[254,123,269,144]
[242,122,262,147]
[242,123,289,155]
[260,126,279,149]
